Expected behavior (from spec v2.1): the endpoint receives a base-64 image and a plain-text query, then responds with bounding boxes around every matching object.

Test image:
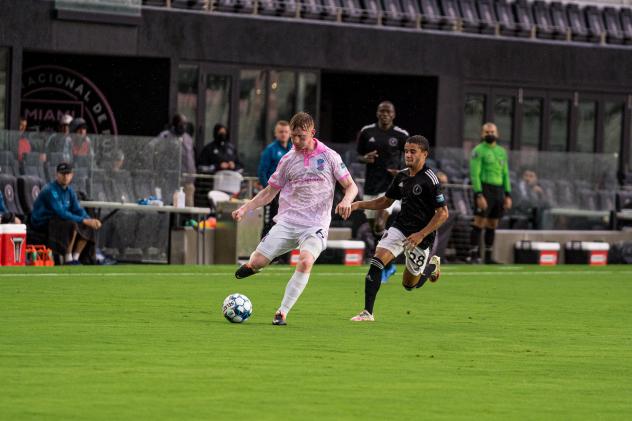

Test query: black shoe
[485,258,500,264]
[272,311,287,326]
[235,264,257,279]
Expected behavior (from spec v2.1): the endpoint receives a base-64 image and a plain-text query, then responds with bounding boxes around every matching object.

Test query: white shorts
[376,227,430,277]
[364,193,401,219]
[256,222,328,261]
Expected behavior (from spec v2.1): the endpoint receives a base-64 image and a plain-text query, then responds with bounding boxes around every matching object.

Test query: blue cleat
[381,263,397,283]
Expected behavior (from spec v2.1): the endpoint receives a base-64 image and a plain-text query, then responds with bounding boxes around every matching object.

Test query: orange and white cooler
[0,224,27,266]
[565,241,610,266]
[290,240,365,266]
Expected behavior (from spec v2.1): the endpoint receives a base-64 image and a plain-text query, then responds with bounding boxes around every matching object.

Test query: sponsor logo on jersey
[368,137,376,143]
[413,184,422,195]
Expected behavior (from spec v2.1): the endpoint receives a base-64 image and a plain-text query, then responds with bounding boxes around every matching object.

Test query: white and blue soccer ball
[222,293,253,323]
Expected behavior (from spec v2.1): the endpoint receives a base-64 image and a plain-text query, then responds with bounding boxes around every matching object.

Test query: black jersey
[357,123,409,195]
[385,165,447,249]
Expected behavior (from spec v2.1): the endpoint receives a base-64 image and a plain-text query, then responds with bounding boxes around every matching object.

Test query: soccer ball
[222,293,253,323]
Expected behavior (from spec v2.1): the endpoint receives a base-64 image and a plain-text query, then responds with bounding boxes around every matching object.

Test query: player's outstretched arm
[403,206,449,251]
[350,196,395,213]
[335,176,358,220]
[232,185,280,222]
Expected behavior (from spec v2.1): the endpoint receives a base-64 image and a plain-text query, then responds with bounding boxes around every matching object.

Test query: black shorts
[474,183,505,219]
[31,216,96,254]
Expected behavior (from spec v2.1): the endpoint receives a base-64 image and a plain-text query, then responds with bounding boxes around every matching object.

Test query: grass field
[1,264,631,420]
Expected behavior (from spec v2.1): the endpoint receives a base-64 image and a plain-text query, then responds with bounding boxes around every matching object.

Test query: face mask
[483,134,496,143]
[174,125,186,136]
[216,133,227,142]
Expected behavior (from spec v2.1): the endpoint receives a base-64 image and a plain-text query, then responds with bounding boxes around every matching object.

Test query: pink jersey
[268,139,350,229]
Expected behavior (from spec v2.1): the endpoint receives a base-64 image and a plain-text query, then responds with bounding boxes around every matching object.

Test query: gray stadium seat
[476,0,497,35]
[597,190,616,211]
[457,0,481,33]
[618,8,632,44]
[90,169,114,202]
[215,0,238,12]
[438,0,461,30]
[419,0,446,29]
[549,2,571,40]
[566,3,590,42]
[340,0,363,23]
[321,0,339,21]
[381,0,405,27]
[400,0,423,28]
[584,6,605,43]
[603,7,624,44]
[171,0,207,10]
[131,170,155,200]
[362,0,381,24]
[238,0,255,13]
[0,151,19,177]
[283,0,298,17]
[257,0,278,16]
[532,0,555,39]
[495,0,516,36]
[513,0,535,37]
[22,152,46,179]
[301,0,322,19]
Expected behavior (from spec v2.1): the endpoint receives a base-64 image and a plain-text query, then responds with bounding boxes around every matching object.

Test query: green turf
[1,264,631,420]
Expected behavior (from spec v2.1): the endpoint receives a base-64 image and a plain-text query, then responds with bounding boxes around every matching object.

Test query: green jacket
[469,142,511,194]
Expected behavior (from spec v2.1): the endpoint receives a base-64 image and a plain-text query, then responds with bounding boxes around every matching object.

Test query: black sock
[415,263,436,289]
[364,257,384,314]
[484,229,495,262]
[470,226,482,257]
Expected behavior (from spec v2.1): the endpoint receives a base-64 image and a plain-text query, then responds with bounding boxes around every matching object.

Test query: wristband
[504,192,511,198]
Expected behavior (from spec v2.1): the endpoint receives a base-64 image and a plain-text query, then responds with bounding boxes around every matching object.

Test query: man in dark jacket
[197,124,243,174]
[29,162,102,264]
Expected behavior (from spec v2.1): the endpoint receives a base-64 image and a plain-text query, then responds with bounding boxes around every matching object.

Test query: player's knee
[249,252,269,270]
[296,252,315,271]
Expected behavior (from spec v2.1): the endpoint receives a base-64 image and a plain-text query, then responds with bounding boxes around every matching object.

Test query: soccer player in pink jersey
[232,112,358,326]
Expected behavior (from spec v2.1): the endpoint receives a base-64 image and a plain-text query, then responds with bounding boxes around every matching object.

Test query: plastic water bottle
[173,187,186,208]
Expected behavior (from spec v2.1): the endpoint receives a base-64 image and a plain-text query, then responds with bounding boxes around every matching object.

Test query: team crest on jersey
[388,137,398,147]
[316,158,325,171]
[368,137,376,143]
[413,184,422,195]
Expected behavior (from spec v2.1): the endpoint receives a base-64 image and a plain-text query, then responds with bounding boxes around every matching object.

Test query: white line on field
[0,270,630,278]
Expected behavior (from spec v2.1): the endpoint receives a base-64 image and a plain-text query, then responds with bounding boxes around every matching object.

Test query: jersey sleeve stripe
[393,126,409,136]
[360,123,376,132]
[425,169,439,185]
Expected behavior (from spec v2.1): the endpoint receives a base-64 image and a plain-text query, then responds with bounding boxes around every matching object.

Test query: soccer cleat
[235,264,258,279]
[64,260,81,266]
[272,311,287,326]
[429,255,441,282]
[350,310,375,322]
[381,263,397,283]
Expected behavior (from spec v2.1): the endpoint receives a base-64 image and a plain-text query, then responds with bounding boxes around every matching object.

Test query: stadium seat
[495,0,516,36]
[577,188,598,211]
[0,174,24,217]
[237,0,256,13]
[619,8,632,44]
[257,0,278,16]
[16,175,43,215]
[603,7,624,45]
[616,190,632,210]
[301,0,324,20]
[457,0,481,33]
[549,2,571,40]
[419,0,446,29]
[381,0,406,27]
[400,0,422,28]
[72,168,90,195]
[363,0,381,24]
[142,0,168,6]
[566,3,590,42]
[282,0,299,17]
[555,180,576,208]
[476,0,498,35]
[132,170,155,200]
[438,0,461,30]
[111,170,135,203]
[90,169,115,202]
[513,0,535,38]
[597,190,616,211]
[0,151,19,177]
[171,0,207,10]
[214,0,239,12]
[532,0,555,39]
[21,152,46,179]
[585,6,606,43]
[321,0,339,20]
[340,0,363,23]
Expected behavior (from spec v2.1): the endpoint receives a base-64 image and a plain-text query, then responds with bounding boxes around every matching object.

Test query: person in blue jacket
[29,162,102,264]
[0,190,21,224]
[257,120,291,238]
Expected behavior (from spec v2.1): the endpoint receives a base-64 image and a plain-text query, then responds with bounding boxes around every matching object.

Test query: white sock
[72,252,80,261]
[279,271,310,315]
[65,253,72,262]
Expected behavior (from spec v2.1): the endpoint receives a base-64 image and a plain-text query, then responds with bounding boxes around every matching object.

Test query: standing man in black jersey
[357,101,409,282]
[350,135,449,322]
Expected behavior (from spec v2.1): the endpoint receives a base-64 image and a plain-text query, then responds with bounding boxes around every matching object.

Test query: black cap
[56,162,73,174]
